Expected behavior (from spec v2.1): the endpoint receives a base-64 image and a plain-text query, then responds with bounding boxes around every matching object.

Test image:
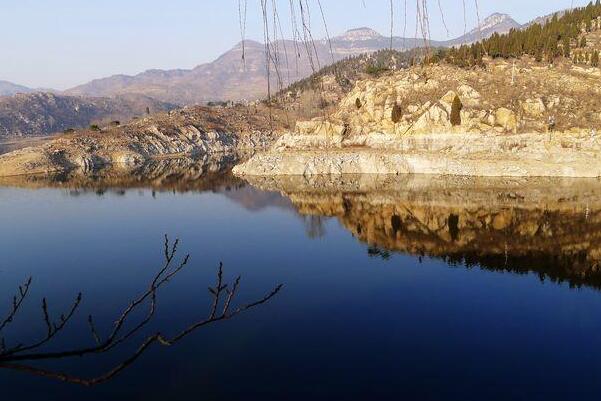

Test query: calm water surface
[1,160,601,401]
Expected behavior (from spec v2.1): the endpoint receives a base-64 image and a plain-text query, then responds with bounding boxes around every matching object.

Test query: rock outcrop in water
[234,59,601,177]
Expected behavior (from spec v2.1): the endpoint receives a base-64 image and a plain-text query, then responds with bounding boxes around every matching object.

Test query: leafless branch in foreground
[0,235,283,386]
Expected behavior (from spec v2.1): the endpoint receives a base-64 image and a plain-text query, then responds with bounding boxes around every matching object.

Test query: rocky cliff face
[234,58,601,178]
[0,92,176,137]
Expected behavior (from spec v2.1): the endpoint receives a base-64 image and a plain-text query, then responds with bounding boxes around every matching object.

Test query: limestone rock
[521,98,546,118]
[234,132,601,178]
[457,85,481,107]
[440,91,458,113]
[296,119,346,136]
[495,108,518,133]
[413,104,451,132]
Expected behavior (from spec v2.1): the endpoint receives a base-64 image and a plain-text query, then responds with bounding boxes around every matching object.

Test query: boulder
[495,108,518,133]
[457,84,482,107]
[521,98,546,118]
[413,104,451,132]
[440,91,458,113]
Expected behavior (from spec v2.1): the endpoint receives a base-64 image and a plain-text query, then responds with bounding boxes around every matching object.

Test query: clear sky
[0,0,591,89]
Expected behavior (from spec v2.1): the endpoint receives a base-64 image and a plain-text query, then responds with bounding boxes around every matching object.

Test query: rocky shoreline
[233,131,601,178]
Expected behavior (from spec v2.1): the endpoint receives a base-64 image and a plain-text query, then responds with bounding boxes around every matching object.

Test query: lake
[1,157,601,401]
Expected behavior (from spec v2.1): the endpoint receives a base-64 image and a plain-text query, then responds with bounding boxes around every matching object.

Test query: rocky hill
[0,92,177,137]
[64,13,517,104]
[0,103,290,177]
[234,53,601,178]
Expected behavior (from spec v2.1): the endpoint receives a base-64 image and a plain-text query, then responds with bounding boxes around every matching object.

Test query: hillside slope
[0,92,176,137]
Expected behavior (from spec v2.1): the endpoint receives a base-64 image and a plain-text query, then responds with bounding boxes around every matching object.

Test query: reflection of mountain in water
[244,175,601,290]
[0,153,295,213]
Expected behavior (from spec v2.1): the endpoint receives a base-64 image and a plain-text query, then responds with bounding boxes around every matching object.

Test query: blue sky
[0,0,591,89]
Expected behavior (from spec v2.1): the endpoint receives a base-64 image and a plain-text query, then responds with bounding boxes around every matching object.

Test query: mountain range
[63,13,522,105]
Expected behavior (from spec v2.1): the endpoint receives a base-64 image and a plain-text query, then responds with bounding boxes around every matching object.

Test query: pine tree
[355,98,362,109]
[593,51,600,67]
[450,95,463,126]
[442,3,601,68]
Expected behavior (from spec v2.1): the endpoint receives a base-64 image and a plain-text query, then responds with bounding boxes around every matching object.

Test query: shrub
[89,124,101,131]
[365,64,389,76]
[110,121,121,127]
[355,98,362,109]
[62,128,75,134]
[391,102,403,123]
[450,95,463,126]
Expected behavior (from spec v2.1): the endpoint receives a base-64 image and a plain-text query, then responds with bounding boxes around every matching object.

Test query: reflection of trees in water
[368,246,392,260]
[303,215,326,239]
[0,236,282,386]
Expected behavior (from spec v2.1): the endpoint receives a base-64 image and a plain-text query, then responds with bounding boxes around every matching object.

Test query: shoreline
[233,131,601,178]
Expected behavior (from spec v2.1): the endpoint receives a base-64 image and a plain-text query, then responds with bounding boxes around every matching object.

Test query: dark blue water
[1,170,601,401]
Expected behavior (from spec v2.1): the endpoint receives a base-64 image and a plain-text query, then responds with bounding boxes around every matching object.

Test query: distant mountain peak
[448,12,521,46]
[469,13,520,36]
[335,27,383,41]
[233,39,263,49]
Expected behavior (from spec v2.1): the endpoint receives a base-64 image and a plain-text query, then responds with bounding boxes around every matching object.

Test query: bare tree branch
[0,277,32,333]
[0,236,283,387]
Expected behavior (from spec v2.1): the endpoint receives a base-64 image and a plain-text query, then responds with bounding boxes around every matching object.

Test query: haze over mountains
[65,13,522,105]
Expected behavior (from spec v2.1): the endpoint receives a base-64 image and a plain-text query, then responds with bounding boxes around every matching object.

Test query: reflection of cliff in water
[244,175,601,289]
[0,153,243,193]
[0,153,295,212]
